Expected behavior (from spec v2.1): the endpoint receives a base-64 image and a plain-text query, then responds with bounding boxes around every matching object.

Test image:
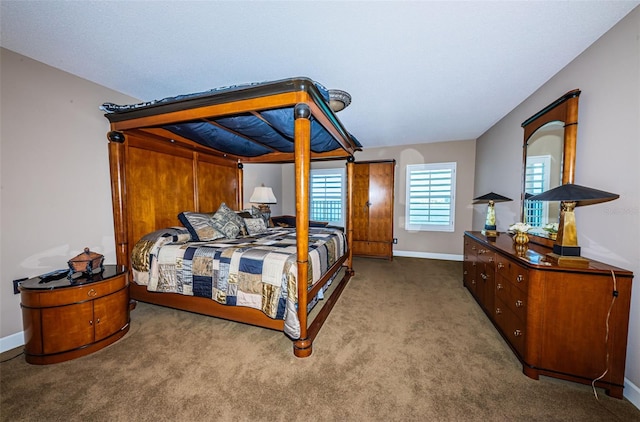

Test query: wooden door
[353,161,395,259]
[94,288,129,342]
[352,163,370,242]
[41,302,93,354]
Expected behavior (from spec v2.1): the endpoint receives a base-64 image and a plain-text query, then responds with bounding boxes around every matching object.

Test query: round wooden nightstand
[19,265,130,364]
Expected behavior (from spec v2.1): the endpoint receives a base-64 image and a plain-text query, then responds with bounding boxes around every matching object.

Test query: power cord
[591,269,617,400]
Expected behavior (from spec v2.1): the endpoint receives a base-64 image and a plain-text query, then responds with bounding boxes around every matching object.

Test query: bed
[103,77,361,357]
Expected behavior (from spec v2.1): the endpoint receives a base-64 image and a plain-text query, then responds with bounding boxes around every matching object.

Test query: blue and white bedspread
[130,226,346,338]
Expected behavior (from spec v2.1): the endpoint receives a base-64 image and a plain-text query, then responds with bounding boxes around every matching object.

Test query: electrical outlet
[13,278,27,295]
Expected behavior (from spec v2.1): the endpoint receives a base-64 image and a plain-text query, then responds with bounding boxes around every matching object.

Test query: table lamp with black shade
[527,183,619,268]
[473,192,513,237]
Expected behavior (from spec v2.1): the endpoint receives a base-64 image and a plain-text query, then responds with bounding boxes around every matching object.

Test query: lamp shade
[527,183,618,206]
[249,186,277,204]
[473,192,512,204]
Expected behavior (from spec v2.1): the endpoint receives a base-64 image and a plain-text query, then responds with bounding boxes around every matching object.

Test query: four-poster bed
[103,77,361,357]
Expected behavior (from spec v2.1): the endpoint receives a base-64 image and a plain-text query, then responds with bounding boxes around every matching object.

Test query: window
[405,162,456,232]
[309,168,345,227]
[524,155,550,227]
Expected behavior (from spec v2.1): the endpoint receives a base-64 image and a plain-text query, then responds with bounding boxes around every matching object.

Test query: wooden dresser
[463,231,633,398]
[20,265,130,364]
[352,160,395,259]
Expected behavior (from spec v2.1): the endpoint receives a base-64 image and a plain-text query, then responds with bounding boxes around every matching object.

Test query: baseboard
[625,377,640,409]
[0,331,24,353]
[393,250,463,261]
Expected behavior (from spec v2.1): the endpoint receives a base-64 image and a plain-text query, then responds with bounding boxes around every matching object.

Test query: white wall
[278,139,476,259]
[242,163,283,216]
[0,48,140,349]
[350,141,476,259]
[474,8,640,403]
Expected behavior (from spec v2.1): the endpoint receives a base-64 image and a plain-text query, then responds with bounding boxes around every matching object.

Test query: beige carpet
[2,257,639,421]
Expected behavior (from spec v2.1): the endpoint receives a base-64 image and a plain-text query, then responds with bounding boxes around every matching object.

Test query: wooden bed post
[346,157,355,273]
[107,131,128,268]
[293,103,312,357]
[237,162,244,209]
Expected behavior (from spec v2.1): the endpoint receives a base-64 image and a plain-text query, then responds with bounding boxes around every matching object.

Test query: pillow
[271,215,330,228]
[235,211,253,236]
[178,212,224,241]
[244,218,268,235]
[211,203,245,239]
[251,205,271,228]
[271,215,296,227]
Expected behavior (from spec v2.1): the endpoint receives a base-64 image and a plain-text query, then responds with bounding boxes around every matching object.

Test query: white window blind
[405,162,456,232]
[524,155,550,227]
[310,168,345,227]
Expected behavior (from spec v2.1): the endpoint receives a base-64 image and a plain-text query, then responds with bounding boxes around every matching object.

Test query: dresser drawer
[496,256,528,290]
[496,275,527,322]
[477,246,495,265]
[464,238,479,259]
[31,275,127,307]
[463,260,477,294]
[494,297,526,357]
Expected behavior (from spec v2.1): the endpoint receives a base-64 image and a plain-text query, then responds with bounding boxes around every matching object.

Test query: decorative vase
[514,231,529,245]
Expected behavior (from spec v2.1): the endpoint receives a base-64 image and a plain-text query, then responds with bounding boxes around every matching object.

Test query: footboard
[129,283,285,331]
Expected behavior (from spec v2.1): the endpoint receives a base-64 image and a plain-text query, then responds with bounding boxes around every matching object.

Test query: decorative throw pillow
[178,211,224,241]
[235,210,253,236]
[211,203,245,239]
[244,218,268,236]
[251,205,271,228]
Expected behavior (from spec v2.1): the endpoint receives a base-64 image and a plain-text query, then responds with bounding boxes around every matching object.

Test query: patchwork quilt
[131,226,346,338]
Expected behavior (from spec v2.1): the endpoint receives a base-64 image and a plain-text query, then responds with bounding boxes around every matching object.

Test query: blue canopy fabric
[102,78,361,157]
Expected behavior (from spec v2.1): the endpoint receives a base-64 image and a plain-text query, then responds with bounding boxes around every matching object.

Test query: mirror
[521,89,580,244]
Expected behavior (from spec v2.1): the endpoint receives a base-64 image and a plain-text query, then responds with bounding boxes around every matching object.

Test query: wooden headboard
[108,130,242,270]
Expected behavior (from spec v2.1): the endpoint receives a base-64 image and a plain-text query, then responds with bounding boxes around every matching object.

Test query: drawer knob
[514,329,523,337]
[471,280,476,286]
[515,300,524,308]
[497,283,504,291]
[88,288,97,297]
[497,262,505,269]
[480,273,488,281]
[516,275,524,283]
[495,308,502,315]
[463,270,468,275]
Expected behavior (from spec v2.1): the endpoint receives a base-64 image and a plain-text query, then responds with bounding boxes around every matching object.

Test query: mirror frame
[521,89,581,247]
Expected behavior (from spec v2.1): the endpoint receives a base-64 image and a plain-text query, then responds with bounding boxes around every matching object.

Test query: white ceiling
[1,1,638,148]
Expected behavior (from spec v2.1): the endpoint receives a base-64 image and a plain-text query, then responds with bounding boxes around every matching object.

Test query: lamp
[473,192,513,237]
[527,183,619,268]
[249,185,277,221]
